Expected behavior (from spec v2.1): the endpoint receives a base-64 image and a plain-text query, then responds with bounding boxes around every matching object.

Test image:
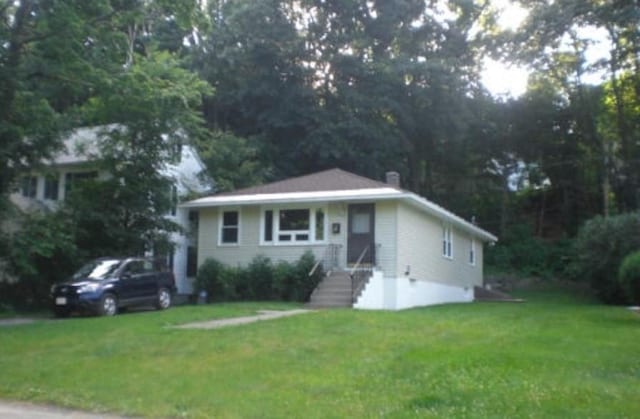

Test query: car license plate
[55,297,67,305]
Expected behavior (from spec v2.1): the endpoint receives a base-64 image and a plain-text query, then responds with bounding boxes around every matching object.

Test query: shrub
[571,212,640,304]
[194,253,322,303]
[195,258,225,302]
[485,223,571,278]
[293,251,323,301]
[272,261,296,300]
[618,251,640,305]
[246,255,274,300]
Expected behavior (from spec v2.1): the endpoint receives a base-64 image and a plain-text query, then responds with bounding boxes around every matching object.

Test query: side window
[142,260,153,273]
[469,238,476,266]
[123,261,144,275]
[442,225,453,259]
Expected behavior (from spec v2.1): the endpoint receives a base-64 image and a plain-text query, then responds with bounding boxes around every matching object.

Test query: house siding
[198,206,329,267]
[395,202,482,288]
[373,201,397,275]
[196,201,401,273]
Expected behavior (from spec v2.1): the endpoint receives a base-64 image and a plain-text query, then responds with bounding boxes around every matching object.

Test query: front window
[279,209,310,242]
[220,210,239,245]
[262,207,327,244]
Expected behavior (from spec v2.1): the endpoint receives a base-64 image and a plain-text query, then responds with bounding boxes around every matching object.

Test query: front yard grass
[1,295,639,418]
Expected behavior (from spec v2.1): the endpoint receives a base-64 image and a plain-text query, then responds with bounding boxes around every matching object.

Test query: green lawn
[1,294,639,418]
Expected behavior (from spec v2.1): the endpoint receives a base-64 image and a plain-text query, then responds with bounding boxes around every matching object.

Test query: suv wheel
[99,293,118,316]
[155,288,171,310]
[53,308,70,318]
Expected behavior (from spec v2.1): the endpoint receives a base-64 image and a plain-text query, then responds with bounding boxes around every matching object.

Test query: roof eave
[182,188,498,243]
[181,188,403,208]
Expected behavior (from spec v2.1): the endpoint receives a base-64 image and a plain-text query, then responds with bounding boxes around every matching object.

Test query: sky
[480,0,530,98]
[480,0,612,98]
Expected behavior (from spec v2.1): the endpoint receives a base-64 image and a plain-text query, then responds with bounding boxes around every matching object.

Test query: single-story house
[183,168,498,310]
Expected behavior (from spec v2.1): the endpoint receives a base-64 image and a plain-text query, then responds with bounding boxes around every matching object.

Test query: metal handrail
[350,245,372,303]
[308,243,342,277]
[308,259,322,277]
[349,245,370,277]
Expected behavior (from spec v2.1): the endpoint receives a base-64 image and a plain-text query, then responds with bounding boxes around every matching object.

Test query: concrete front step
[308,271,354,308]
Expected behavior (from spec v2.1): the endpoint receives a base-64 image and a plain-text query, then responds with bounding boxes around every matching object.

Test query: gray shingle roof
[217,168,399,196]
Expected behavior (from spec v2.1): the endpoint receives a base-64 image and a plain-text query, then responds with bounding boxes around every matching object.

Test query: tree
[1,1,212,304]
[512,0,640,215]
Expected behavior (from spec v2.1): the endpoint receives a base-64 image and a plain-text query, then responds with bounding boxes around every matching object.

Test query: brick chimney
[385,171,400,188]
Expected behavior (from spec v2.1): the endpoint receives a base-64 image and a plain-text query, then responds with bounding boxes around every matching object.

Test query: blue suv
[50,257,176,317]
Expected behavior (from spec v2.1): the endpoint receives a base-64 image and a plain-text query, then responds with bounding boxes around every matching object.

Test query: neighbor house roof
[47,125,115,165]
[183,168,497,242]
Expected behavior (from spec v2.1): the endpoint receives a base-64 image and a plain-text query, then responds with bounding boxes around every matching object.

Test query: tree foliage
[618,251,640,305]
[571,212,640,304]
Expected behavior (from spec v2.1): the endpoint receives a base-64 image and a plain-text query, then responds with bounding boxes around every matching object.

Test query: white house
[10,126,212,294]
[183,168,498,310]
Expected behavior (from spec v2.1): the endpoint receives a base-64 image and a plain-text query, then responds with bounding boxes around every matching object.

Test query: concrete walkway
[0,318,39,327]
[175,309,313,330]
[0,401,128,419]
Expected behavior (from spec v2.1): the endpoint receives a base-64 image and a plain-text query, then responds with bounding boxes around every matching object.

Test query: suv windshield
[73,259,123,280]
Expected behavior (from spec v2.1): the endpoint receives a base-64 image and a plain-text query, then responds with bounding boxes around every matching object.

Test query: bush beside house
[195,252,322,303]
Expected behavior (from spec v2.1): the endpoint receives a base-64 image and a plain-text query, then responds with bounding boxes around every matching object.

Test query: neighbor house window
[21,176,37,198]
[262,207,327,244]
[220,210,239,245]
[44,175,59,200]
[442,225,453,259]
[187,246,198,277]
[469,238,476,265]
[64,171,97,196]
[169,184,178,216]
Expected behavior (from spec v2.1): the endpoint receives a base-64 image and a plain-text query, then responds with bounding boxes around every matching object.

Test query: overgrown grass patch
[1,295,639,417]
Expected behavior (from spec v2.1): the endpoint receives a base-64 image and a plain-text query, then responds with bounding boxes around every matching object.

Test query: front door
[347,203,375,265]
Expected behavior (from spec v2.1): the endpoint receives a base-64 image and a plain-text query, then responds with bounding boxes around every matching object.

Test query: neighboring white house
[9,126,212,294]
[182,168,498,310]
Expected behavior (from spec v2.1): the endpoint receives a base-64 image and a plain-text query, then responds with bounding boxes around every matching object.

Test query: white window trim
[260,205,328,246]
[469,237,476,266]
[442,224,453,259]
[218,208,241,246]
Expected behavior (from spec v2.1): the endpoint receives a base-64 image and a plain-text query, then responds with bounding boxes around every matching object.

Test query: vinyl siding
[396,202,482,287]
[198,200,483,289]
[198,205,331,267]
[373,201,397,275]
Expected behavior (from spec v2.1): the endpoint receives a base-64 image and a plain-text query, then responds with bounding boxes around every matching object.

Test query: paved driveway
[0,401,128,419]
